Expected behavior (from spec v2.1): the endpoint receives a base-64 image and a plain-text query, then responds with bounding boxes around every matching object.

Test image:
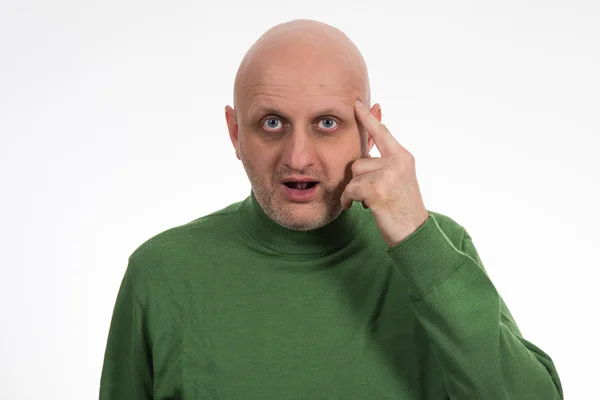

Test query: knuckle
[373,183,385,197]
[351,160,361,175]
[383,168,395,181]
[349,182,362,198]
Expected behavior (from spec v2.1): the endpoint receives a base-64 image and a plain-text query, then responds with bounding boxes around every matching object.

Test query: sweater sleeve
[99,263,154,400]
[387,213,563,399]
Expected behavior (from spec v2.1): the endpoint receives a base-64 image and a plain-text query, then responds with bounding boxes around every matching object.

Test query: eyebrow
[250,106,348,120]
[250,107,288,119]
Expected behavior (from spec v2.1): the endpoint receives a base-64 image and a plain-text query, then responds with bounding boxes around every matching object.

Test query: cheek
[321,154,352,184]
[241,145,278,179]
[239,135,262,162]
[323,139,362,173]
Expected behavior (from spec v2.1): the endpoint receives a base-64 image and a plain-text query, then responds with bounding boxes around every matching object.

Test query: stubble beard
[245,166,348,232]
[241,135,368,232]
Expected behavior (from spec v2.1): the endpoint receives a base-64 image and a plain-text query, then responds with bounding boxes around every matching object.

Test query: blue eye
[318,118,337,130]
[263,118,282,131]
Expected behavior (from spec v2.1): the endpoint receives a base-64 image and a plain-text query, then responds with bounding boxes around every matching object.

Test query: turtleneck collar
[236,189,367,257]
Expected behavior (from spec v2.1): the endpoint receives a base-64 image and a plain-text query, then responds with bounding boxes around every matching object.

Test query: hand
[340,100,430,247]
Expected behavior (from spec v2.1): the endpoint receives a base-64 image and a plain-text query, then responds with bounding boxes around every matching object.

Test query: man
[100,19,563,399]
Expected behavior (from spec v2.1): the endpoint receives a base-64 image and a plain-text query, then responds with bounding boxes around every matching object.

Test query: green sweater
[100,191,563,399]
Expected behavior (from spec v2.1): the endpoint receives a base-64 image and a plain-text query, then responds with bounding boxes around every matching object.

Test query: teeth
[285,181,316,190]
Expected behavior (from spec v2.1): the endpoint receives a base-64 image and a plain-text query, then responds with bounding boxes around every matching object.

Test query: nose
[280,126,318,171]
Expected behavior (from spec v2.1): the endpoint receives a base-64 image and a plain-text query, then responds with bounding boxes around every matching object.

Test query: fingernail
[355,100,363,108]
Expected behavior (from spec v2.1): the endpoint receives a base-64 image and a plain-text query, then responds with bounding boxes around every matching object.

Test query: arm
[388,213,563,399]
[99,263,153,399]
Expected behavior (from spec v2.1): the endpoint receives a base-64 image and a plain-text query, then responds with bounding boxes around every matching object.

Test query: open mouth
[284,182,318,190]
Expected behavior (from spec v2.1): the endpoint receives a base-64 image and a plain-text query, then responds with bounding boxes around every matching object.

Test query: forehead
[239,63,366,120]
[246,85,360,118]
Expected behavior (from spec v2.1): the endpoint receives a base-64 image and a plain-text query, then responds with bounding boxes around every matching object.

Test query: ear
[366,103,382,153]
[225,105,240,160]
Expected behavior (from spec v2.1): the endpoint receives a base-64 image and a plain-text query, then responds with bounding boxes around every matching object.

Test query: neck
[236,189,366,256]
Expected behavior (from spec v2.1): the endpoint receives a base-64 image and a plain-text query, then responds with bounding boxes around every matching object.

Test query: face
[226,47,378,231]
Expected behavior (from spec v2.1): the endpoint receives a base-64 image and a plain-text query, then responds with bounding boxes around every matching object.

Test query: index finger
[354,100,402,157]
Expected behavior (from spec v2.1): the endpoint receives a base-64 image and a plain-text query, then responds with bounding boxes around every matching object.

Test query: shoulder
[126,199,244,280]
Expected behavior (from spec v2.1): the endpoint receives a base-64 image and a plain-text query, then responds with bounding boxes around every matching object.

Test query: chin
[282,201,343,231]
[281,216,327,232]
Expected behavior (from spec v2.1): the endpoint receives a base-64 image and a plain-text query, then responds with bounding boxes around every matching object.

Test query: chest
[150,260,447,399]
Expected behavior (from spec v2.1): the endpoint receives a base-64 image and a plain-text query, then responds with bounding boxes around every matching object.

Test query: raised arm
[388,214,563,399]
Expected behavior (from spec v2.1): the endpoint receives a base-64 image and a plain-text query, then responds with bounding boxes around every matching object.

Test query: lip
[281,183,319,202]
[281,176,319,183]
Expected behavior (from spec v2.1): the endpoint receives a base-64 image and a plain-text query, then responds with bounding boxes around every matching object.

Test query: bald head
[233,19,371,111]
[225,20,379,231]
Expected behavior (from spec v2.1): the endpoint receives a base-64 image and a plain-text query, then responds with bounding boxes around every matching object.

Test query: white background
[1,0,598,398]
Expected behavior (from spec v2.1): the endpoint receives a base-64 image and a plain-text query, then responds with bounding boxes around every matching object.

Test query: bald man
[100,20,563,399]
